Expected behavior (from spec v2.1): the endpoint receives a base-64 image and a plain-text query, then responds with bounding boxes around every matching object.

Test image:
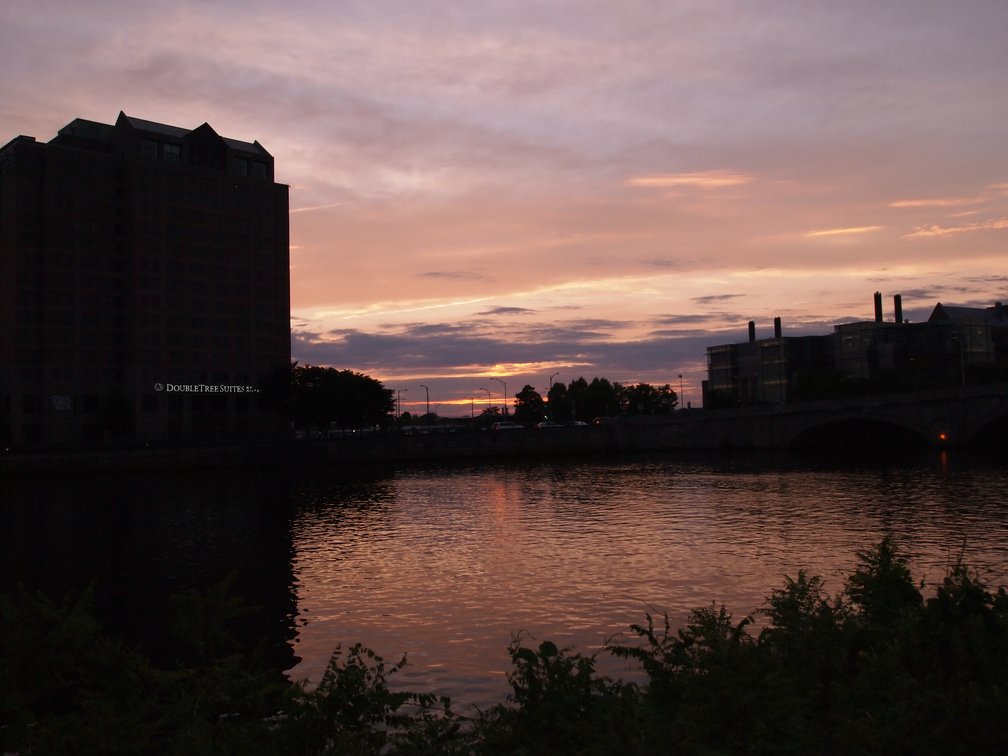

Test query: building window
[230,157,248,176]
[252,161,266,179]
[140,139,158,159]
[163,143,181,163]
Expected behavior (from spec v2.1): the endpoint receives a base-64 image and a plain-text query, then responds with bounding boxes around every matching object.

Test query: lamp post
[678,374,684,410]
[396,388,407,421]
[419,384,430,417]
[479,387,491,409]
[492,377,507,415]
[549,372,559,390]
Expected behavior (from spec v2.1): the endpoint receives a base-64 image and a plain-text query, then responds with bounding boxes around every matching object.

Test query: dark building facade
[703,293,1007,407]
[0,112,290,447]
[704,317,833,406]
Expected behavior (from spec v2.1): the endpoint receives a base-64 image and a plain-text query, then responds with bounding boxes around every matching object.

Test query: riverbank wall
[3,385,1005,473]
[0,414,700,474]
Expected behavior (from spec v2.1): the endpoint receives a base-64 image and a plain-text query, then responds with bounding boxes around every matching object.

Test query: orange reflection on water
[288,457,1008,713]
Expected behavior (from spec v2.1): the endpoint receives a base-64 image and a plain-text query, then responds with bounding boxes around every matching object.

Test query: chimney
[894,294,903,324]
[874,291,883,323]
[773,316,782,339]
[748,320,756,343]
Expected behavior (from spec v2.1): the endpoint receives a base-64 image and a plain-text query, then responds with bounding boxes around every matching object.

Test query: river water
[3,449,1007,714]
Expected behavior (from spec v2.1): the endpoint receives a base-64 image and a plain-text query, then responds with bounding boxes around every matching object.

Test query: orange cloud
[805,225,882,238]
[625,170,753,190]
[290,202,347,214]
[890,197,981,208]
[904,217,1008,238]
[373,361,590,383]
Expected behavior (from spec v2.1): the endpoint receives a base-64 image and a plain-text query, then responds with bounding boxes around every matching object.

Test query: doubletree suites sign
[49,395,73,411]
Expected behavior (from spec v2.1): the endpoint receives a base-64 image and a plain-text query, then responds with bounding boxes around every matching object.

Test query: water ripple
[289,454,1008,712]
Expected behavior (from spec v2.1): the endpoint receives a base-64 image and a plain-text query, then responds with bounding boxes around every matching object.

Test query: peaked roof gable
[930,301,1007,324]
[117,112,189,138]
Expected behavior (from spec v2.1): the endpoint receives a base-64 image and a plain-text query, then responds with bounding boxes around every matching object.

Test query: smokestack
[894,294,903,324]
[874,291,883,323]
[773,316,782,339]
[748,320,756,343]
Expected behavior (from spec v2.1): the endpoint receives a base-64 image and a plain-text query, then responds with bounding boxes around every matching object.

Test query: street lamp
[678,374,684,410]
[547,373,560,420]
[479,387,491,409]
[492,377,507,415]
[419,383,430,417]
[396,388,408,420]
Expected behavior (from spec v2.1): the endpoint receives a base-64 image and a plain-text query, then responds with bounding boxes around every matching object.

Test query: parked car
[491,421,524,431]
[535,421,563,429]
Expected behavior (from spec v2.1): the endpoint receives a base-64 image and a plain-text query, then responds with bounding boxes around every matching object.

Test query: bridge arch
[967,409,1008,447]
[786,414,931,451]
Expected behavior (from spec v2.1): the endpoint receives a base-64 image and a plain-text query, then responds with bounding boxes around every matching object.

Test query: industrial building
[0,112,290,447]
[703,293,1007,407]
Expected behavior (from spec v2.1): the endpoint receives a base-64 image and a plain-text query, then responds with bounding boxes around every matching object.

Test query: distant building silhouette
[703,293,1007,407]
[0,112,290,447]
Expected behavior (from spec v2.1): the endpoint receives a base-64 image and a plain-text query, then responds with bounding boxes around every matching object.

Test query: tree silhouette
[289,364,394,433]
[560,377,678,420]
[513,385,546,425]
[474,406,502,428]
[546,382,571,423]
[623,383,678,414]
[567,378,589,422]
[584,377,622,419]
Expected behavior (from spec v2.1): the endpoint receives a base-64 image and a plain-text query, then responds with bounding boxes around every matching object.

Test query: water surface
[4,450,1005,713]
[287,451,1008,711]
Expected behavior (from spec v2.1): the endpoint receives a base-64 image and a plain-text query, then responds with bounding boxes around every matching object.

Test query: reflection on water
[289,452,1008,711]
[3,451,1006,715]
[1,468,300,671]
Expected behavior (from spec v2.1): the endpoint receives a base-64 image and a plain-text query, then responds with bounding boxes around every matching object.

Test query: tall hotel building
[0,112,290,447]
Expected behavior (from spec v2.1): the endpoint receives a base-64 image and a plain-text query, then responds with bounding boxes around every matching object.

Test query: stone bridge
[616,384,1008,452]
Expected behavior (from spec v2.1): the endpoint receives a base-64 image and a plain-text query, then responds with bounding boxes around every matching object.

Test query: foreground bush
[3,538,1007,754]
[611,539,1008,754]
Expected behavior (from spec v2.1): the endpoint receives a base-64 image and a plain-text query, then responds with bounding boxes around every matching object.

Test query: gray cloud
[422,271,489,281]
[478,306,535,316]
[642,258,684,270]
[691,294,745,306]
[652,314,732,328]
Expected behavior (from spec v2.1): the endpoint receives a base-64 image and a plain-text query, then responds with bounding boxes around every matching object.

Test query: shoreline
[3,385,1005,474]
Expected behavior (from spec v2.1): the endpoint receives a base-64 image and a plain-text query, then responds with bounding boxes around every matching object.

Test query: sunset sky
[3,0,1007,413]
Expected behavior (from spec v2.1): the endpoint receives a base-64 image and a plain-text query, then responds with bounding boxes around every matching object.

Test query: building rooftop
[931,302,1006,324]
[121,115,189,138]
